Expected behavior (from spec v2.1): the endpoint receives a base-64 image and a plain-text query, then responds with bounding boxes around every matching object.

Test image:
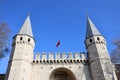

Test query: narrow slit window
[97,37,100,41]
[20,37,23,40]
[89,39,92,43]
[28,38,30,42]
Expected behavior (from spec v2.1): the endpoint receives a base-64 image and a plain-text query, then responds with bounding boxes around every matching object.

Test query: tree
[110,38,120,63]
[0,22,10,58]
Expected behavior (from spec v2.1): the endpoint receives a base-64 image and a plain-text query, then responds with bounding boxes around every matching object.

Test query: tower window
[101,41,104,44]
[97,37,100,41]
[20,37,23,40]
[89,39,92,43]
[28,38,30,42]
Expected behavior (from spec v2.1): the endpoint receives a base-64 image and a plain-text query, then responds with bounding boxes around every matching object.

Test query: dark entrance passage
[49,68,76,80]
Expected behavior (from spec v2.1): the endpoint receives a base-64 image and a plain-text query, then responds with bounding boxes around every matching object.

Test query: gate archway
[49,68,76,80]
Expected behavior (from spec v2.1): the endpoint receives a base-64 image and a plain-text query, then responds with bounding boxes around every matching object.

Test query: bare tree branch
[0,22,10,58]
[111,38,120,63]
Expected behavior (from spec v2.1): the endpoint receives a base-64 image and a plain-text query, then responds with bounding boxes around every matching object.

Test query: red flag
[56,40,60,47]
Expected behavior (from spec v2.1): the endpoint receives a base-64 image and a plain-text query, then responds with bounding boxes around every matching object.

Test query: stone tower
[4,14,118,80]
[84,17,116,80]
[5,15,35,80]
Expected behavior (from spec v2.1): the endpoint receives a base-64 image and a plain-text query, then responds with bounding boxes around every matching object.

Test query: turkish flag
[56,40,60,47]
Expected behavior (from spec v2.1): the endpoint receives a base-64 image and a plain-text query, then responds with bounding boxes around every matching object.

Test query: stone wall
[34,52,86,60]
[114,64,120,80]
[31,52,91,80]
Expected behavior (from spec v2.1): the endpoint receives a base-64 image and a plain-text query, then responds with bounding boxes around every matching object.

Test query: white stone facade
[32,53,91,80]
[5,15,118,80]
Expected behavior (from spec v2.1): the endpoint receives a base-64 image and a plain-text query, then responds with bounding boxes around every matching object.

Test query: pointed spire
[85,16,101,39]
[18,14,33,37]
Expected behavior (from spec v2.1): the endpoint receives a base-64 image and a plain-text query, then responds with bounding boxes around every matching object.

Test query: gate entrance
[49,68,76,80]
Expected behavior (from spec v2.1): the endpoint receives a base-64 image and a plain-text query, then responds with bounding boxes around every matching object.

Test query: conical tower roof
[86,16,101,39]
[18,15,33,37]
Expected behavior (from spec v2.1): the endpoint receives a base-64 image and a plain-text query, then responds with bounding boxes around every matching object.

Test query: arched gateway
[49,68,76,80]
[5,14,118,80]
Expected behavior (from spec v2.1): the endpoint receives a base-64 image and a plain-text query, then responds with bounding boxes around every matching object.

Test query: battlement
[33,52,88,64]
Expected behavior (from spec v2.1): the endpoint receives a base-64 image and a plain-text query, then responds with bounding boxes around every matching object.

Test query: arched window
[97,37,100,41]
[28,38,30,42]
[89,39,92,43]
[20,37,23,40]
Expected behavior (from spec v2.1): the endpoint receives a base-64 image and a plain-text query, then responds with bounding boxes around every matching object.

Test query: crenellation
[35,53,40,60]
[48,52,54,60]
[74,52,80,59]
[42,52,47,60]
[68,52,73,59]
[56,53,61,59]
[61,53,67,59]
[81,52,86,59]
[33,52,88,65]
[34,52,87,60]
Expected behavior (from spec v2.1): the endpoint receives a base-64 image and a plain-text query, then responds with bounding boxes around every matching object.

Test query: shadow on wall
[114,64,120,80]
[0,74,5,80]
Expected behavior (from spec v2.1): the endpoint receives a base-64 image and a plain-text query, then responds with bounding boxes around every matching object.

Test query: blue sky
[0,0,120,73]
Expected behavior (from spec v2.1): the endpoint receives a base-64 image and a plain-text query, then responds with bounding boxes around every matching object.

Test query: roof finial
[85,12,89,18]
[28,12,30,16]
